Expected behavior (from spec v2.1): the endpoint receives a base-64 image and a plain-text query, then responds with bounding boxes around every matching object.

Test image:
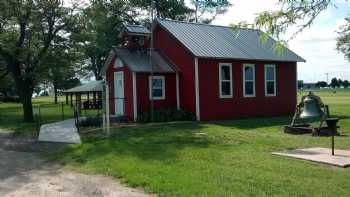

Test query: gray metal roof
[64,81,103,93]
[125,24,151,35]
[113,48,176,73]
[155,19,305,62]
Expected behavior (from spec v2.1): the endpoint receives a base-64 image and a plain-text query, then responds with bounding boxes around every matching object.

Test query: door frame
[114,71,124,116]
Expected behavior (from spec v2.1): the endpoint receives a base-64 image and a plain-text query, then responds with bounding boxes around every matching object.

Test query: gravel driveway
[0,130,150,197]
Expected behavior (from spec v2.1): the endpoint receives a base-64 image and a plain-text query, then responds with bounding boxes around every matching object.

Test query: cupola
[118,24,151,51]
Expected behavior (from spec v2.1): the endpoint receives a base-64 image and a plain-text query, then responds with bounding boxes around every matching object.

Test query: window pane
[266,67,275,81]
[267,81,275,95]
[221,81,231,96]
[152,89,163,98]
[245,81,254,95]
[244,66,253,80]
[152,78,162,88]
[221,66,230,80]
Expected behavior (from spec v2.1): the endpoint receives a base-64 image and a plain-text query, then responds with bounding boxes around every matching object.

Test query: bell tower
[118,24,151,51]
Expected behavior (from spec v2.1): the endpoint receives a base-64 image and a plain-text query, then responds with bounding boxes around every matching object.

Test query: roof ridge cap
[156,18,259,31]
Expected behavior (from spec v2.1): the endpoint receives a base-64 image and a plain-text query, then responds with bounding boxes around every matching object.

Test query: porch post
[132,72,137,121]
[93,92,97,104]
[194,57,200,121]
[70,93,73,107]
[65,93,68,105]
[105,83,110,135]
[176,72,180,110]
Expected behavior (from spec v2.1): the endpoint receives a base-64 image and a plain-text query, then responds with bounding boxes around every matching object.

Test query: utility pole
[325,72,329,84]
[150,0,154,122]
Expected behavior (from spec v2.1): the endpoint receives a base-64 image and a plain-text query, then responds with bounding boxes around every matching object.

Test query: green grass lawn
[0,96,98,136]
[49,89,350,196]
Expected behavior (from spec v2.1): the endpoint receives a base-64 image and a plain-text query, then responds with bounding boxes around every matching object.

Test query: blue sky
[187,0,350,83]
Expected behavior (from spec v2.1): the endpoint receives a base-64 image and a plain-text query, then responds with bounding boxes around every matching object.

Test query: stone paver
[38,119,81,144]
[273,147,350,167]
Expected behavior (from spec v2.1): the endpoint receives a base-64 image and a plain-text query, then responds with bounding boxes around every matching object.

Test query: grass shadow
[55,122,212,164]
[206,116,291,130]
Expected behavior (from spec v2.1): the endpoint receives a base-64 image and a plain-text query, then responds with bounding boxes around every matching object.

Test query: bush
[137,108,196,123]
[2,96,20,102]
[78,116,102,127]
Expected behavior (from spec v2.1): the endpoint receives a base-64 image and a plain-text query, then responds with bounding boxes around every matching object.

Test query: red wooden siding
[153,26,196,113]
[105,24,299,121]
[198,58,297,121]
[136,73,177,113]
[106,58,134,120]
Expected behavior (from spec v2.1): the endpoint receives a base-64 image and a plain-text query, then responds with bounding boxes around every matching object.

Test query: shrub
[3,96,20,102]
[137,108,196,123]
[78,116,102,127]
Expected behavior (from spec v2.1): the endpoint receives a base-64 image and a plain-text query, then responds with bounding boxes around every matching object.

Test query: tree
[343,80,350,88]
[131,0,193,20]
[337,17,350,61]
[338,78,344,87]
[191,0,231,23]
[73,0,137,81]
[0,58,16,97]
[0,0,80,121]
[255,0,332,42]
[316,81,328,88]
[330,77,340,88]
[41,40,83,103]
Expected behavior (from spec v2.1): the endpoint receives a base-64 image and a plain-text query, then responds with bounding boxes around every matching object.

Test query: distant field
[50,89,350,197]
[0,96,84,136]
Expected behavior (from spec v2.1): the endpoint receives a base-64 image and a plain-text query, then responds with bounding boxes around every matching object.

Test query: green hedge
[137,108,196,122]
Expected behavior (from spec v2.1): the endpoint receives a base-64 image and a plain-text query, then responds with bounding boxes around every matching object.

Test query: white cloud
[186,0,350,82]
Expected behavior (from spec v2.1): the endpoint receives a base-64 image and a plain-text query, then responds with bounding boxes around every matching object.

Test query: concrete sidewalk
[273,147,350,167]
[38,119,81,144]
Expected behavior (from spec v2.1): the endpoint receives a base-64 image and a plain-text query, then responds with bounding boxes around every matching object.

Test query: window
[265,64,276,96]
[219,63,233,98]
[149,76,165,100]
[243,64,255,97]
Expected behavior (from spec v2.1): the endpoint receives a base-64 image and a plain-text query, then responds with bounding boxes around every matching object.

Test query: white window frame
[149,75,165,100]
[219,63,233,98]
[243,64,256,97]
[264,64,276,97]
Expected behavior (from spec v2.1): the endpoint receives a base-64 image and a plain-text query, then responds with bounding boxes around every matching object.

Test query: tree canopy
[191,0,231,23]
[255,0,331,41]
[0,0,80,121]
[73,0,138,80]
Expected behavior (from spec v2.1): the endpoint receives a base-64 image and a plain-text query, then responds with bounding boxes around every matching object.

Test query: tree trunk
[21,89,34,122]
[9,61,34,122]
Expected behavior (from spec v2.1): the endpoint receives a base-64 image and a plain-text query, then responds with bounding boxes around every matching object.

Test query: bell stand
[289,104,330,133]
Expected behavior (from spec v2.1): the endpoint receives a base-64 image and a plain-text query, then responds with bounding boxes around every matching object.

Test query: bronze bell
[299,95,324,119]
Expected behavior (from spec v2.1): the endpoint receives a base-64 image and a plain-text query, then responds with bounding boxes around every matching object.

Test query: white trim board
[176,72,180,110]
[194,57,200,121]
[132,72,137,121]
